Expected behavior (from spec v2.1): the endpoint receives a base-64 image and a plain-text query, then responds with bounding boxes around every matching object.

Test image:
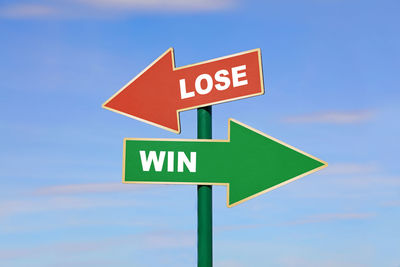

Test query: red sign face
[103,48,264,133]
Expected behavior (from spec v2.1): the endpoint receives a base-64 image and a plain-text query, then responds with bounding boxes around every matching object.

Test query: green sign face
[123,119,327,207]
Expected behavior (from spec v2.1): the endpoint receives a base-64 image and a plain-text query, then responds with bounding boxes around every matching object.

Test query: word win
[139,151,197,172]
[179,65,248,99]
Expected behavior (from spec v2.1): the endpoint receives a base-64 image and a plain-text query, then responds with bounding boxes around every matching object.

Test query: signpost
[197,106,212,267]
[123,119,327,207]
[102,48,264,133]
[103,48,327,267]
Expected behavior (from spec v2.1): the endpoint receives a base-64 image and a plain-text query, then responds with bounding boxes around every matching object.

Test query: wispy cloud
[139,230,195,249]
[0,0,235,19]
[0,216,165,235]
[51,230,194,253]
[0,229,194,260]
[76,0,235,11]
[0,196,143,217]
[283,110,376,124]
[278,256,367,267]
[319,162,379,175]
[381,200,400,207]
[34,182,156,195]
[1,182,181,217]
[0,4,57,18]
[329,174,400,188]
[280,174,400,200]
[286,212,375,225]
[215,260,246,267]
[215,223,267,232]
[216,212,376,230]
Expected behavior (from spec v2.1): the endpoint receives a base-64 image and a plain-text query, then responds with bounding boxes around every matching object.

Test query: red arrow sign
[103,48,264,133]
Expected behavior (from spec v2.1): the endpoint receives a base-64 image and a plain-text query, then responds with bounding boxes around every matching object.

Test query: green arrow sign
[123,119,327,207]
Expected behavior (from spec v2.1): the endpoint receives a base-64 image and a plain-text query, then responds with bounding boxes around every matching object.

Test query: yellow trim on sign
[102,48,265,134]
[122,119,327,208]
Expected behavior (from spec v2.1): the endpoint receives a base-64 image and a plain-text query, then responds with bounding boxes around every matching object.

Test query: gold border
[122,119,327,208]
[102,48,265,134]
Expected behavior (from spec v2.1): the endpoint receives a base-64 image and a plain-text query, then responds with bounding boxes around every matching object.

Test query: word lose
[139,151,196,173]
[179,65,248,99]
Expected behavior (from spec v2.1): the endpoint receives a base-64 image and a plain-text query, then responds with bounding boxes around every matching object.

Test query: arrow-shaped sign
[123,119,327,207]
[103,48,264,133]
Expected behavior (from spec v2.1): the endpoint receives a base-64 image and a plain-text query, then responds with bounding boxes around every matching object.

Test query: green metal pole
[197,106,212,267]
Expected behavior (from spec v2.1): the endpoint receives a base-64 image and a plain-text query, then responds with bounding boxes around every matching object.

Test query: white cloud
[319,162,379,175]
[0,4,57,18]
[321,170,400,188]
[280,171,400,200]
[336,175,400,187]
[215,260,246,267]
[286,212,375,225]
[0,229,195,260]
[139,230,195,249]
[283,110,375,124]
[278,256,367,267]
[215,223,266,232]
[0,216,164,234]
[76,0,235,11]
[34,182,156,195]
[0,182,184,218]
[0,196,142,217]
[0,0,235,19]
[381,200,400,207]
[215,212,376,229]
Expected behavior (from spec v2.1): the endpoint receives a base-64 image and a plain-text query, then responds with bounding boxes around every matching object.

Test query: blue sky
[0,0,399,266]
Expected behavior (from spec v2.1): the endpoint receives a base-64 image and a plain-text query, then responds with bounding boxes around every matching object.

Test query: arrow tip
[226,118,327,207]
[102,48,181,134]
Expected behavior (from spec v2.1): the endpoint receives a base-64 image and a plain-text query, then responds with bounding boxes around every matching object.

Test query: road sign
[103,48,264,133]
[123,119,327,207]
